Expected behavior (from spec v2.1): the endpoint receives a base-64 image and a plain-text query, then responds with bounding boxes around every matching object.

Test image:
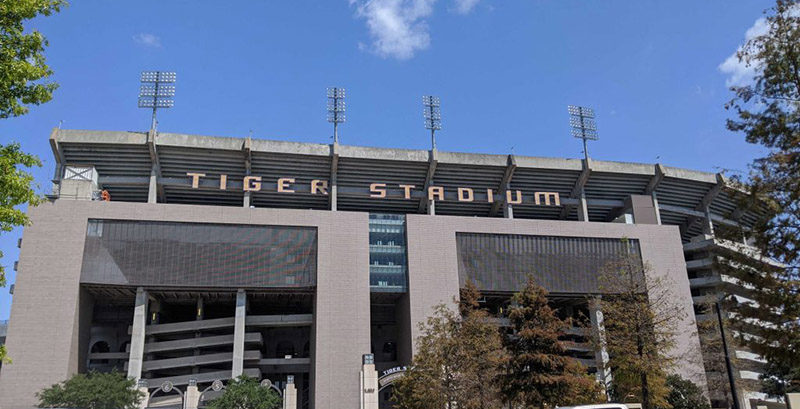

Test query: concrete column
[427,200,435,216]
[243,191,252,208]
[503,202,514,219]
[232,289,246,378]
[360,354,379,409]
[589,300,611,392]
[330,183,338,211]
[137,380,149,409]
[787,393,800,409]
[184,381,200,409]
[702,207,715,236]
[283,376,297,409]
[128,288,148,381]
[148,168,158,204]
[577,189,589,222]
[651,192,662,225]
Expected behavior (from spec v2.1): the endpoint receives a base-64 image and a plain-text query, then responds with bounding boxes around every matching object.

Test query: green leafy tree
[661,375,711,409]
[36,370,144,409]
[207,376,281,409]
[501,276,602,409]
[720,0,800,397]
[0,0,63,363]
[0,0,65,118]
[595,252,687,409]
[392,282,507,409]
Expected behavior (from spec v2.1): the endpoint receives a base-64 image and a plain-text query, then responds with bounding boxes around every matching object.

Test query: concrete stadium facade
[0,129,768,409]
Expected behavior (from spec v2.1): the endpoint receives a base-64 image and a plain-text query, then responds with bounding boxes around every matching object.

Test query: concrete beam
[144,333,262,354]
[146,368,261,388]
[658,203,742,229]
[559,158,592,220]
[140,351,261,372]
[418,149,438,213]
[645,163,666,195]
[489,155,517,217]
[681,173,726,235]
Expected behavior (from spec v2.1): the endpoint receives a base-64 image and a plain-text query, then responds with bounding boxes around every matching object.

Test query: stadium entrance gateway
[185,172,561,206]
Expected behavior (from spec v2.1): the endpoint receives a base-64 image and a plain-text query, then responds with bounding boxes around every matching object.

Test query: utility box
[59,166,99,200]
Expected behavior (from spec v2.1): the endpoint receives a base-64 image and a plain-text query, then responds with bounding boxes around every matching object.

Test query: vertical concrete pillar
[232,289,246,378]
[360,354,379,409]
[503,202,514,219]
[427,200,435,216]
[651,192,662,225]
[136,380,149,409]
[589,300,612,392]
[702,207,715,236]
[330,183,338,211]
[283,376,297,409]
[184,380,200,409]
[147,168,158,204]
[128,288,148,381]
[244,191,252,208]
[577,189,589,222]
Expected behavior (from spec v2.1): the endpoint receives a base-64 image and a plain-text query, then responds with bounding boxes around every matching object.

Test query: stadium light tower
[568,105,598,161]
[327,87,346,143]
[139,71,176,131]
[423,95,441,150]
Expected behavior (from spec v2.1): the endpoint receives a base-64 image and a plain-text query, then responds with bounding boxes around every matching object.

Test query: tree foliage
[721,0,800,397]
[36,370,144,409]
[662,375,711,409]
[207,376,281,409]
[392,281,508,409]
[595,253,686,409]
[0,0,65,118]
[502,276,602,408]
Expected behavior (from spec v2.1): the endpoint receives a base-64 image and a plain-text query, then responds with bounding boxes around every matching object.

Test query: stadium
[0,127,771,409]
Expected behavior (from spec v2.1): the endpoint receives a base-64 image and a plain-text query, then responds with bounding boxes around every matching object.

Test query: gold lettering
[399,184,416,199]
[311,180,328,195]
[370,183,387,198]
[187,172,205,189]
[457,187,474,202]
[506,190,523,204]
[243,176,262,192]
[428,186,444,201]
[534,192,560,206]
[219,174,228,190]
[277,178,295,193]
[486,188,494,203]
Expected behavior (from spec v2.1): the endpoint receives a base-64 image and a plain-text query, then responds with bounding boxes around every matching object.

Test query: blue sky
[0,0,774,319]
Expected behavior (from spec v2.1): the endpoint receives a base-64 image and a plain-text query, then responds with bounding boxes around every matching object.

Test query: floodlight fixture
[138,71,177,131]
[327,87,346,143]
[423,95,442,149]
[568,104,598,161]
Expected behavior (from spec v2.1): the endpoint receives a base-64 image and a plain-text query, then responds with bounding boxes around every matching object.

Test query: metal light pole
[716,301,741,409]
[568,105,598,161]
[327,87,346,143]
[423,95,441,150]
[139,71,176,132]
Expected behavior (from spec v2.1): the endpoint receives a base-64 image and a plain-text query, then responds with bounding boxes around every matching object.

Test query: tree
[595,252,686,409]
[721,0,800,397]
[501,276,602,409]
[36,370,144,409]
[694,297,740,407]
[207,376,281,409]
[392,282,507,409]
[0,0,63,363]
[662,375,711,409]
[0,0,65,118]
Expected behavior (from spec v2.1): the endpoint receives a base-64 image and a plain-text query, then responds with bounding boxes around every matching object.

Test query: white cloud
[718,17,768,87]
[133,33,162,48]
[719,6,800,87]
[351,0,437,60]
[452,0,480,14]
